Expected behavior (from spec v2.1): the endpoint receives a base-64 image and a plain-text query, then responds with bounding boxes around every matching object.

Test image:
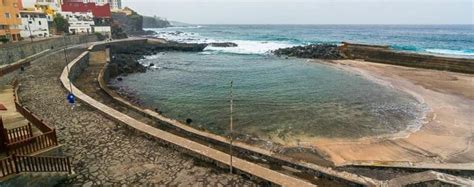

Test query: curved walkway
[61,41,318,186]
[16,44,256,185]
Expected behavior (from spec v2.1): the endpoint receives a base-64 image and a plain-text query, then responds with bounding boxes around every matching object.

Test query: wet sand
[299,59,474,165]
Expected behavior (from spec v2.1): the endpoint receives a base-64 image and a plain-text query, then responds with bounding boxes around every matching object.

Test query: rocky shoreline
[110,41,208,76]
[272,44,344,59]
[110,41,240,77]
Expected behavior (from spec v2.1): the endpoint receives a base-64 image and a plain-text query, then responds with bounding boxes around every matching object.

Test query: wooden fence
[12,80,54,133]
[0,79,59,156]
[4,130,58,156]
[4,123,33,143]
[0,155,71,178]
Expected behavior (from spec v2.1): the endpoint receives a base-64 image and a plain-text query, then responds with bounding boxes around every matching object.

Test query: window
[38,21,41,25]
[5,13,11,18]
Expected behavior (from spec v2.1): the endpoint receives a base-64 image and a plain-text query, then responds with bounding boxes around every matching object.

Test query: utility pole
[27,16,33,42]
[229,81,234,174]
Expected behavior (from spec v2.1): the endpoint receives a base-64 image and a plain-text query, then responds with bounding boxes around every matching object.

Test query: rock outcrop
[209,42,238,47]
[273,44,344,59]
[143,16,171,28]
[110,42,208,76]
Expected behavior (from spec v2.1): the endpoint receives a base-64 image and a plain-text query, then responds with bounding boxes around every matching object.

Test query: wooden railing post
[66,157,71,174]
[12,154,19,174]
[0,116,6,153]
[52,129,58,145]
[27,123,33,138]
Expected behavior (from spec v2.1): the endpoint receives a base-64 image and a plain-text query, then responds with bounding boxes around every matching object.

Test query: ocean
[111,25,472,140]
[149,24,474,57]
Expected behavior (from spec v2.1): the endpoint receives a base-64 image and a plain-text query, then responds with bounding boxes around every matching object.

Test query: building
[90,0,121,10]
[67,0,121,10]
[19,10,50,38]
[114,6,133,15]
[61,0,112,18]
[35,0,61,21]
[0,0,22,43]
[60,11,94,34]
[61,0,111,36]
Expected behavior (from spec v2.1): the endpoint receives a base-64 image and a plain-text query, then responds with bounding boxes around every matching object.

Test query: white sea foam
[425,48,474,57]
[151,30,297,55]
[205,40,296,55]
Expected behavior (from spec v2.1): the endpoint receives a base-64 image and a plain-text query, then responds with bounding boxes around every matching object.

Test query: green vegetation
[53,13,69,34]
[94,32,107,41]
[0,36,9,44]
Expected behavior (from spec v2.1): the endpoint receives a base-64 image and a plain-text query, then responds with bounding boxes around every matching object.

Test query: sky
[21,0,473,24]
[122,0,473,24]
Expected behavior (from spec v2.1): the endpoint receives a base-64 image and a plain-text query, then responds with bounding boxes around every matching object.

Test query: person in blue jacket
[67,93,76,110]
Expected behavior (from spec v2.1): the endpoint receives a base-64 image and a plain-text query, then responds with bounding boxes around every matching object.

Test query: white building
[35,0,61,11]
[19,11,50,38]
[60,11,95,34]
[83,0,122,10]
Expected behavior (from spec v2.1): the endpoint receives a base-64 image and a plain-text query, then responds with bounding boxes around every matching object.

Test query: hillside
[143,16,171,28]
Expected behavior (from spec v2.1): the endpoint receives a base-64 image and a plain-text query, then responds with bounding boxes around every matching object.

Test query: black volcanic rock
[273,44,344,59]
[209,42,238,47]
[110,41,209,77]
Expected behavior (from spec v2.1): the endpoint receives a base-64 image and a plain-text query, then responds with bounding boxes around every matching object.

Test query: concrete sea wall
[0,35,97,66]
[340,42,474,74]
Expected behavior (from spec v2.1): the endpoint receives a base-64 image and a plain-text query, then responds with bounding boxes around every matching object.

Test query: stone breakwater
[16,45,255,186]
[273,44,344,59]
[273,42,474,74]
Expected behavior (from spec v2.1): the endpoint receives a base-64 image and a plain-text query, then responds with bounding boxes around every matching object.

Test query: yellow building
[0,0,22,43]
[34,0,61,21]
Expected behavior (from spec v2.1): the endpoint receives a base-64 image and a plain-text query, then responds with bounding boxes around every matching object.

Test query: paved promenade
[16,45,256,186]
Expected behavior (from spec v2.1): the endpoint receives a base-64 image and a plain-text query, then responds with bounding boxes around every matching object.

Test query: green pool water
[112,52,426,140]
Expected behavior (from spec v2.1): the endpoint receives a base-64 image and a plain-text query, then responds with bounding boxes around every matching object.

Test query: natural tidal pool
[112,52,426,140]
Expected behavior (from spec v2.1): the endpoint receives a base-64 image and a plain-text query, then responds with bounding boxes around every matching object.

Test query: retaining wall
[0,35,97,66]
[340,42,474,74]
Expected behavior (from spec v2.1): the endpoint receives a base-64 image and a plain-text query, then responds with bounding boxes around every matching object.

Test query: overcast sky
[22,0,472,24]
[121,0,472,24]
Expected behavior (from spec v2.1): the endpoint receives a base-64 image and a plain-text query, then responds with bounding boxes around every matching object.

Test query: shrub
[94,32,106,41]
[0,37,9,44]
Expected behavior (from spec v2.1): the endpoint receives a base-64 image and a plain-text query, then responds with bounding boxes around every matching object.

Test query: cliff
[143,16,171,28]
[111,12,144,35]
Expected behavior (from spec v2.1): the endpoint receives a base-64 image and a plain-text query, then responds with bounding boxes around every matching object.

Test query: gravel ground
[16,46,257,186]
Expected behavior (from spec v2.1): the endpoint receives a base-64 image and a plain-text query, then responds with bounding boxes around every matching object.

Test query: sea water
[112,25,471,140]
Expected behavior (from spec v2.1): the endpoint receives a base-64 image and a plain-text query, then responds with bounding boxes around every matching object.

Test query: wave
[391,45,421,52]
[425,48,474,57]
[152,30,298,55]
[205,40,296,55]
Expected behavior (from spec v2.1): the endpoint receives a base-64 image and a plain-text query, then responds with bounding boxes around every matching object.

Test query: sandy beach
[293,59,474,165]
